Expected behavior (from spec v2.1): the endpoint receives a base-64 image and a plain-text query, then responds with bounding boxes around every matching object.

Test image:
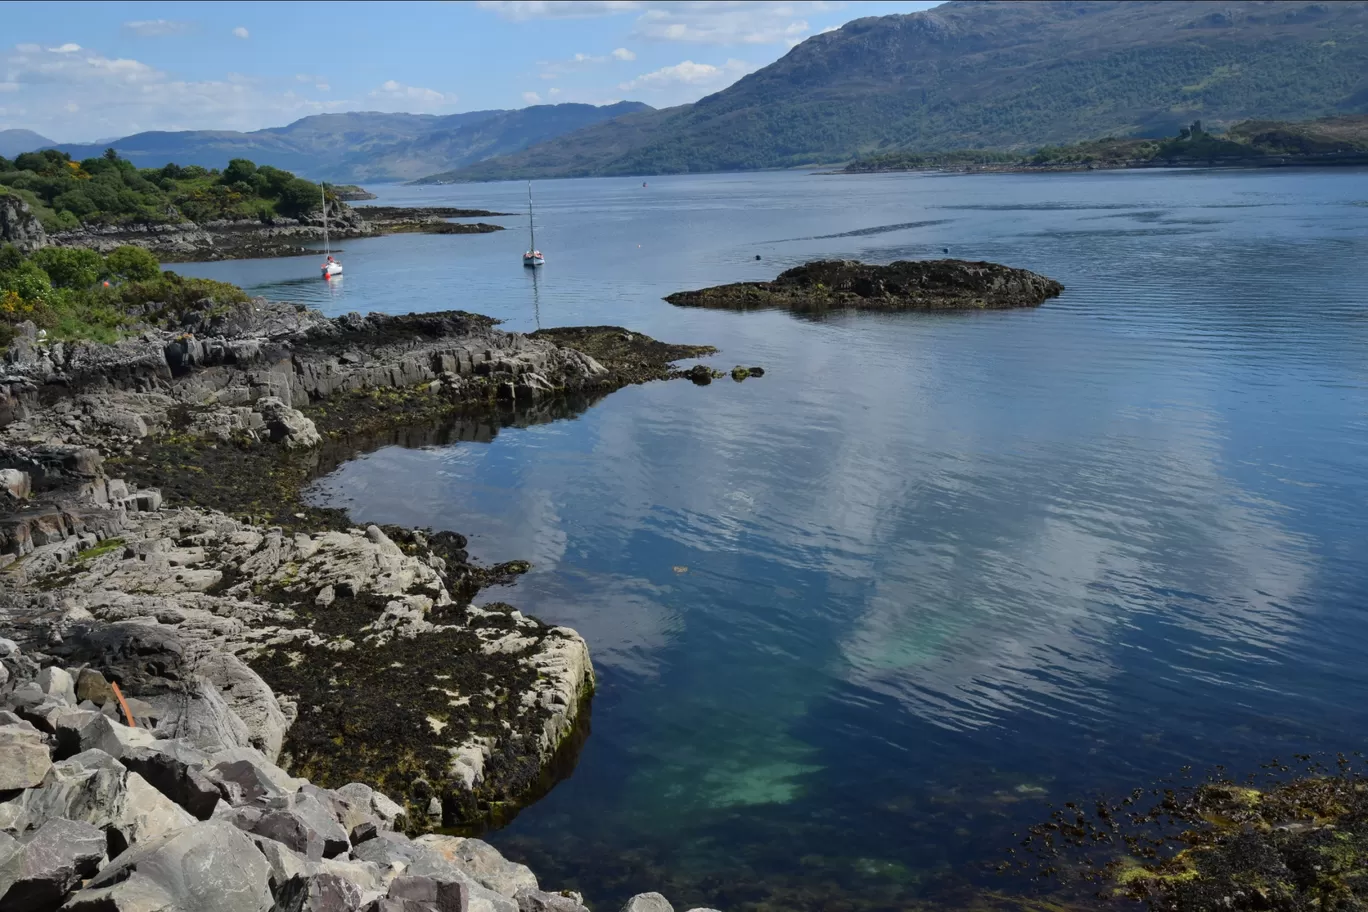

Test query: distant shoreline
[828,153,1368,177]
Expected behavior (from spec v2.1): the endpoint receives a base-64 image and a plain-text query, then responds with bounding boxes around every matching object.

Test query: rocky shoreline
[0,195,508,263]
[0,637,714,912]
[0,296,732,911]
[666,259,1064,314]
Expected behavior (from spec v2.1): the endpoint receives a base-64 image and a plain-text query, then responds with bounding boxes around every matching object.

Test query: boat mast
[321,183,330,256]
[527,182,535,253]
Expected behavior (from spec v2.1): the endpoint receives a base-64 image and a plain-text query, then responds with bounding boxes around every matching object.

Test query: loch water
[177,168,1368,910]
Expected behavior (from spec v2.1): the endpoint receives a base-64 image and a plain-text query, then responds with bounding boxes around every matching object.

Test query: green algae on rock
[1017,757,1368,912]
[666,259,1064,314]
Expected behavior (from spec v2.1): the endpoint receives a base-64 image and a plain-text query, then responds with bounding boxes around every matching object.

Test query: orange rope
[109,681,136,728]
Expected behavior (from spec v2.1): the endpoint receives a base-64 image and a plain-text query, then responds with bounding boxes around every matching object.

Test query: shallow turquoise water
[178,168,1368,910]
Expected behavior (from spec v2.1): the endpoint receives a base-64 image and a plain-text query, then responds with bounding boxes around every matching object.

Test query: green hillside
[434,0,1368,181]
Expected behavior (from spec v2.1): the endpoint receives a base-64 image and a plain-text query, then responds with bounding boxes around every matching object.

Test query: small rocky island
[666,259,1064,313]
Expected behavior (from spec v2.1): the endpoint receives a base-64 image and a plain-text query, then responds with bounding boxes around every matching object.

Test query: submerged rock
[666,258,1064,313]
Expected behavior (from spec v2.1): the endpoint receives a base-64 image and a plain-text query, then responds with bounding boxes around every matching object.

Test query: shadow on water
[302,391,613,490]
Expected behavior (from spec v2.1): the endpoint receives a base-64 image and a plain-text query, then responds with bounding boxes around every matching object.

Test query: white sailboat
[320,183,342,278]
[522,182,544,268]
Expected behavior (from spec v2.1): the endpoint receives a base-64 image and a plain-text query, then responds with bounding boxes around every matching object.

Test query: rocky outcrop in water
[0,303,613,456]
[0,637,711,912]
[666,259,1064,313]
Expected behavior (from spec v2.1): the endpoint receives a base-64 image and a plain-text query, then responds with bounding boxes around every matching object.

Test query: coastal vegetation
[0,148,329,232]
[845,116,1368,172]
[0,242,245,349]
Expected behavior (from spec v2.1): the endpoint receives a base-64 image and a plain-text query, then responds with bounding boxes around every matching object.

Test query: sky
[0,0,943,143]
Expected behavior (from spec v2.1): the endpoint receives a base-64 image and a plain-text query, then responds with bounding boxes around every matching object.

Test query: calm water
[178,169,1368,910]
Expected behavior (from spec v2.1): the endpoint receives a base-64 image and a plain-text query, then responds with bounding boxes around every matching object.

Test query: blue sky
[0,1,943,142]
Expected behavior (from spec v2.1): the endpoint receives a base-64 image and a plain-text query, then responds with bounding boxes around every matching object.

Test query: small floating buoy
[942,247,949,254]
[755,254,761,260]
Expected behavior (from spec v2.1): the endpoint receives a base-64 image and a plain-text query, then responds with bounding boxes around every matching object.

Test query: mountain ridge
[25,102,651,182]
[0,129,56,158]
[429,0,1368,182]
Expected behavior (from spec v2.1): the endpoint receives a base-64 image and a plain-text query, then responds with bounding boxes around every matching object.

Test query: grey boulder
[0,817,105,911]
[0,723,52,790]
[67,820,273,912]
[145,675,251,755]
[353,835,512,912]
[335,782,405,832]
[620,895,674,912]
[514,889,588,912]
[119,739,221,820]
[273,872,364,912]
[36,666,76,705]
[413,836,537,898]
[377,875,467,912]
[0,749,194,852]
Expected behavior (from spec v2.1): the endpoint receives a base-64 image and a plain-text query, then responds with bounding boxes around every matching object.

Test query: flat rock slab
[666,258,1064,313]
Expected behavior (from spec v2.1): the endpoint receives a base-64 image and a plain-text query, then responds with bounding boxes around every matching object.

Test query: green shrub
[29,247,104,289]
[104,246,162,282]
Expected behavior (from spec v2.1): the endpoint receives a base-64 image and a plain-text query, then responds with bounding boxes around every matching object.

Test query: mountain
[0,129,55,158]
[48,102,651,182]
[434,0,1368,181]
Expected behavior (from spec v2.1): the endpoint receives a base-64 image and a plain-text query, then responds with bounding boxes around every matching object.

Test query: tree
[276,177,321,219]
[30,247,104,290]
[104,147,119,162]
[222,158,257,186]
[104,246,161,282]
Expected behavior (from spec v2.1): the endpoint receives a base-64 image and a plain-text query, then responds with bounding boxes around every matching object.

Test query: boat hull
[322,263,342,278]
[523,254,545,268]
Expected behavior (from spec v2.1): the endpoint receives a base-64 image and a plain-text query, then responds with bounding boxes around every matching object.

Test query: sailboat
[522,182,544,268]
[320,183,342,278]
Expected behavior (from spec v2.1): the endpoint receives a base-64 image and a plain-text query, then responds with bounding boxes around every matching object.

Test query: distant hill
[49,102,651,182]
[0,129,55,158]
[435,0,1368,181]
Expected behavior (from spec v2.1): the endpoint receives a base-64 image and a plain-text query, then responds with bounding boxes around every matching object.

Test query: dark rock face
[666,259,1064,313]
[0,816,105,911]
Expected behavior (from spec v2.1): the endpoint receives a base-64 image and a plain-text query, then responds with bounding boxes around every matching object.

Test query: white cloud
[123,19,193,37]
[232,27,249,39]
[48,44,82,54]
[548,87,562,96]
[634,6,809,44]
[367,80,458,112]
[618,57,756,102]
[538,46,639,80]
[295,73,331,91]
[477,1,641,21]
[0,42,349,141]
[64,101,78,112]
[482,1,837,45]
[522,91,543,104]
